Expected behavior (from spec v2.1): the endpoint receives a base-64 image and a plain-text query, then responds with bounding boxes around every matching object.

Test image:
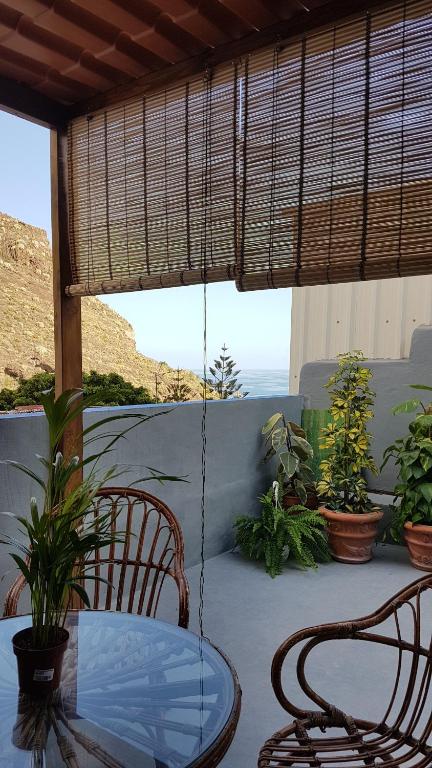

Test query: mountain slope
[0,212,203,398]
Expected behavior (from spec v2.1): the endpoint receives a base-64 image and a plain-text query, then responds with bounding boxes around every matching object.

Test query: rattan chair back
[4,487,189,628]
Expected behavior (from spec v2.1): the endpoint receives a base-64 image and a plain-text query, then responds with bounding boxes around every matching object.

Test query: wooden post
[51,128,83,616]
[51,127,83,464]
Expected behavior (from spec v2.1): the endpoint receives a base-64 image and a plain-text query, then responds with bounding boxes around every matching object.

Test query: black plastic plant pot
[12,627,69,696]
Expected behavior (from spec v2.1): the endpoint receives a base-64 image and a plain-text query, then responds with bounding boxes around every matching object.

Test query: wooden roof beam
[0,74,69,128]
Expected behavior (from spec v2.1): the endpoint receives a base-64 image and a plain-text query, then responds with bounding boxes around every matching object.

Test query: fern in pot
[234,482,330,577]
[1,388,175,695]
[317,351,382,564]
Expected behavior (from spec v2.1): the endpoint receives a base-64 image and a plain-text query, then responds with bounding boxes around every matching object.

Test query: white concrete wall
[290,276,432,393]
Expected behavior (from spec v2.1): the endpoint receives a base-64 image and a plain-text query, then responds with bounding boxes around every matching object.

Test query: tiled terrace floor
[185,544,429,768]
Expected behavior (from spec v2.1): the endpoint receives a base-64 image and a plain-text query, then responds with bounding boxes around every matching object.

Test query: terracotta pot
[320,506,383,564]
[404,522,432,572]
[283,493,318,511]
[12,627,69,696]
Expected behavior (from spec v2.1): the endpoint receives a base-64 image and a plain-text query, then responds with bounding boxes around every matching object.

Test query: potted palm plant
[262,413,317,508]
[1,388,175,695]
[382,384,432,571]
[317,351,382,563]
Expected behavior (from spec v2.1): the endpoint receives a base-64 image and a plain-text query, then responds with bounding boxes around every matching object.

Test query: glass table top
[0,611,237,768]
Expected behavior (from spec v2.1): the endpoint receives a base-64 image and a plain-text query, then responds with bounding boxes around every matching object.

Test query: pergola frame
[0,0,387,461]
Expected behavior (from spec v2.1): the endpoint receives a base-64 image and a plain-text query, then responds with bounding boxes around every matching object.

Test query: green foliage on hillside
[0,371,155,411]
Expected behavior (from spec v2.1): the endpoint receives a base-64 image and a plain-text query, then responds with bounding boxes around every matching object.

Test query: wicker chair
[258,574,432,767]
[4,487,189,628]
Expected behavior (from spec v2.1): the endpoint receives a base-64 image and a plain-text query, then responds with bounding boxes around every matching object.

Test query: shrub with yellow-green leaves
[317,351,377,513]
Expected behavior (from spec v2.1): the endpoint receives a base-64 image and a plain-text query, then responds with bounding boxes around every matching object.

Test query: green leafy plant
[382,384,432,541]
[208,344,247,399]
[317,351,377,513]
[0,371,155,411]
[262,412,315,504]
[234,483,330,577]
[0,388,180,649]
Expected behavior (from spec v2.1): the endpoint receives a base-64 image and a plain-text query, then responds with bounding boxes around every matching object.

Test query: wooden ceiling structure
[0,0,383,126]
[0,0,406,455]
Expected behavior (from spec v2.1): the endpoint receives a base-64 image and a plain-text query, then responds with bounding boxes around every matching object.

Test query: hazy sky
[0,111,291,370]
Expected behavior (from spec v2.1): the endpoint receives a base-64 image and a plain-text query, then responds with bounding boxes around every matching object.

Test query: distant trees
[163,368,192,403]
[0,354,247,411]
[208,344,247,399]
[0,371,154,410]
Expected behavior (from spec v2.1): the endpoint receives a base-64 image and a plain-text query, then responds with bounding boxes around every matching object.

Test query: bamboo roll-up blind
[66,64,237,296]
[236,0,432,290]
[66,0,432,297]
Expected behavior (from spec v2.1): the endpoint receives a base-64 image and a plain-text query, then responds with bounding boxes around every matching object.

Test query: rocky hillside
[0,212,203,398]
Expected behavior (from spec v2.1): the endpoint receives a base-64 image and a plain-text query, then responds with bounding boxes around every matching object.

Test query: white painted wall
[290,276,432,393]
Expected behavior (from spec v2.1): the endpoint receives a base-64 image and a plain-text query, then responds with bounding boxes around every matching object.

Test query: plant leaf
[67,582,91,608]
[262,413,282,435]
[392,399,421,415]
[279,452,299,479]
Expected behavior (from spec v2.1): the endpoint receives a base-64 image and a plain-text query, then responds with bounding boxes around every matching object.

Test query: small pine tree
[164,368,192,403]
[208,344,247,399]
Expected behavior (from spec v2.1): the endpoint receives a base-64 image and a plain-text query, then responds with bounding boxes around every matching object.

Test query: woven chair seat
[259,715,432,767]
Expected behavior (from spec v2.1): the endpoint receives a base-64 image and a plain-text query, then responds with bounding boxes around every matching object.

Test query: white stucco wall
[289,276,432,393]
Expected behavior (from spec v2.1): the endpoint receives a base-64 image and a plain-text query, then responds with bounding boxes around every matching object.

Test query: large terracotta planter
[320,507,383,564]
[404,522,432,572]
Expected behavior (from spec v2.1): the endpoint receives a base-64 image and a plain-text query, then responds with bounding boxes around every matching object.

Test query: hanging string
[164,89,171,272]
[360,11,371,281]
[199,66,212,641]
[233,61,239,267]
[295,36,307,288]
[87,115,95,284]
[67,124,77,282]
[198,65,212,755]
[142,96,150,275]
[397,0,407,279]
[104,112,113,280]
[327,26,337,284]
[123,105,130,277]
[268,45,280,287]
[238,56,249,291]
[185,82,192,270]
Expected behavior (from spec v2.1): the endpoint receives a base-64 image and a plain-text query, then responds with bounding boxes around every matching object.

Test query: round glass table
[0,611,241,768]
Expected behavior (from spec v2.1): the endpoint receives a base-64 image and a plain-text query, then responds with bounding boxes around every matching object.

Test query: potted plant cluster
[262,412,317,508]
[0,388,175,696]
[382,384,432,572]
[235,481,330,577]
[318,351,382,563]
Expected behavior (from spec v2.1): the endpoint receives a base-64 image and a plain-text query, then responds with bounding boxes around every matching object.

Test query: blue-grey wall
[299,325,432,494]
[0,395,303,601]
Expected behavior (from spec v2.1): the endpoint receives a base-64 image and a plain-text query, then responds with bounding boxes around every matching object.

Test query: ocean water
[236,370,289,397]
[194,369,289,397]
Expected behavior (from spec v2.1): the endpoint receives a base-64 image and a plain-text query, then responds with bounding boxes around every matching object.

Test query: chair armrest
[271,573,432,720]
